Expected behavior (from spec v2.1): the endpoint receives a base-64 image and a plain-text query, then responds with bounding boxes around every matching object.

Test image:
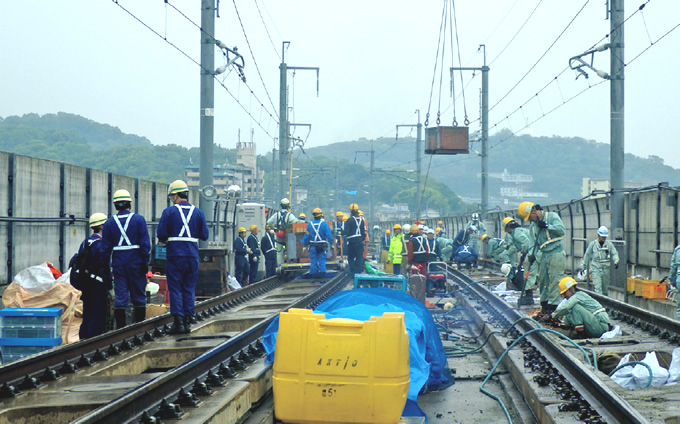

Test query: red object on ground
[47,262,62,279]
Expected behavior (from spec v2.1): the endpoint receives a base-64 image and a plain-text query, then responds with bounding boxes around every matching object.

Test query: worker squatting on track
[100,189,151,329]
[551,277,611,339]
[157,180,209,335]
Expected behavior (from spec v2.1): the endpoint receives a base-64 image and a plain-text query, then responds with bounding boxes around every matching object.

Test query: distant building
[375,203,410,221]
[184,142,264,201]
[582,178,646,199]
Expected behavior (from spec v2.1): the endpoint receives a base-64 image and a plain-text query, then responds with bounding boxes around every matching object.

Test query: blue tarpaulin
[263,287,454,422]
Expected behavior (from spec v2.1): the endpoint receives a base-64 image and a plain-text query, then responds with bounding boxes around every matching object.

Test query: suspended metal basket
[425,126,469,155]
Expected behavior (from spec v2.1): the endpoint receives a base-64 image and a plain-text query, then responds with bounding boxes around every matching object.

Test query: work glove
[247,248,253,254]
[537,220,548,229]
[528,254,536,265]
[253,257,258,263]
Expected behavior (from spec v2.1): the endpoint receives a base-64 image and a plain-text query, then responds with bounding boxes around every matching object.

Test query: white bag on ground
[600,325,622,339]
[611,353,637,389]
[228,274,242,291]
[666,347,680,385]
[633,351,669,387]
[14,262,58,294]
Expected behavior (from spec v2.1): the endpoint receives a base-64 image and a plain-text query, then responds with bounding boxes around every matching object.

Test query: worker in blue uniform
[260,225,277,278]
[233,227,250,285]
[334,211,345,256]
[343,203,367,275]
[72,213,112,340]
[100,189,151,329]
[247,225,262,284]
[303,208,333,278]
[156,180,209,334]
[450,225,476,260]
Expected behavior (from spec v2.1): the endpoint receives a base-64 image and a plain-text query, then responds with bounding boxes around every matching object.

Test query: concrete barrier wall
[381,184,680,282]
[0,152,231,287]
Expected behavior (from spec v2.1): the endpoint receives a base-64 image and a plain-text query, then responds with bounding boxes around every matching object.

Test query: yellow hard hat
[393,224,401,230]
[342,215,348,222]
[386,229,390,235]
[113,189,132,203]
[266,224,272,230]
[336,211,343,217]
[168,179,189,195]
[559,276,578,294]
[502,216,515,226]
[249,225,258,232]
[358,210,364,216]
[89,213,107,228]
[312,207,322,217]
[438,220,443,226]
[299,213,306,219]
[435,227,441,234]
[410,225,418,234]
[518,201,535,221]
[349,203,359,212]
[238,227,246,233]
[480,234,490,242]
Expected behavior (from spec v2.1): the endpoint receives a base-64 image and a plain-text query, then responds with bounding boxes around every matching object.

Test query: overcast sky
[1,1,679,168]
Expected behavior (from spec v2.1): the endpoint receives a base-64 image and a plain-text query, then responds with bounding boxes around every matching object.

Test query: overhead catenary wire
[253,0,281,61]
[109,0,278,141]
[232,0,280,120]
[488,0,543,67]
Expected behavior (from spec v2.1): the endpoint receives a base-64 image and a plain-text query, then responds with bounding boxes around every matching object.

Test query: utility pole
[451,49,490,218]
[396,109,422,211]
[278,41,319,203]
[199,0,215,247]
[610,0,625,241]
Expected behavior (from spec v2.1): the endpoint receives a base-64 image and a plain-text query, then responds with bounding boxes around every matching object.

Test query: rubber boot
[183,315,192,334]
[133,306,147,323]
[169,315,186,335]
[518,289,535,306]
[114,308,127,329]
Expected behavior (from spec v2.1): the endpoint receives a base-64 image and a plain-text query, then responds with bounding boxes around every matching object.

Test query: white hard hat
[417,224,424,230]
[500,263,512,277]
[403,224,411,233]
[427,228,435,234]
[472,212,480,221]
[597,226,609,237]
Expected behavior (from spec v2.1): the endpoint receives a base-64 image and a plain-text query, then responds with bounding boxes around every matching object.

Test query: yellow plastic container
[635,279,645,297]
[626,277,637,293]
[273,308,410,424]
[642,281,667,299]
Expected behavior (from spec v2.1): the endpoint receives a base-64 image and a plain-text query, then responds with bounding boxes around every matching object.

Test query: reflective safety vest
[263,232,276,254]
[346,217,364,240]
[411,235,428,263]
[113,213,140,251]
[309,220,328,247]
[167,204,198,243]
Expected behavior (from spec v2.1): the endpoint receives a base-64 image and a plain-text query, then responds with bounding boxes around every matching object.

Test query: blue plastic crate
[0,308,62,339]
[0,337,62,364]
[353,273,407,292]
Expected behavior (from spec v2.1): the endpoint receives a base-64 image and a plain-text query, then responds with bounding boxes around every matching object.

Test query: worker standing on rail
[426,228,439,262]
[233,227,250,286]
[578,226,620,295]
[266,198,299,264]
[466,213,487,253]
[343,203,367,274]
[156,180,209,335]
[247,225,262,284]
[552,277,610,339]
[334,212,345,256]
[503,217,535,306]
[101,189,151,329]
[71,213,112,339]
[519,202,566,315]
[302,208,333,278]
[260,225,277,278]
[388,224,405,275]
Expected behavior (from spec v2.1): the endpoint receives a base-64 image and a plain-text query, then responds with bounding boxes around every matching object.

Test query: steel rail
[452,270,650,424]
[0,275,284,386]
[73,272,351,424]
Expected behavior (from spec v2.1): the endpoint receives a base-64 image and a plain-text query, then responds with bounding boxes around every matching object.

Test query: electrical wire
[451,0,468,125]
[488,0,543,67]
[109,0,278,141]
[232,0,280,120]
[254,0,281,61]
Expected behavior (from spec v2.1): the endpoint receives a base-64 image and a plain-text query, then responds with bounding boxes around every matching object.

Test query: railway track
[0,273,352,424]
[447,267,680,423]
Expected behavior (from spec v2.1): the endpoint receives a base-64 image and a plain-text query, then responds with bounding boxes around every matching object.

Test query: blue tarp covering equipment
[263,287,454,421]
